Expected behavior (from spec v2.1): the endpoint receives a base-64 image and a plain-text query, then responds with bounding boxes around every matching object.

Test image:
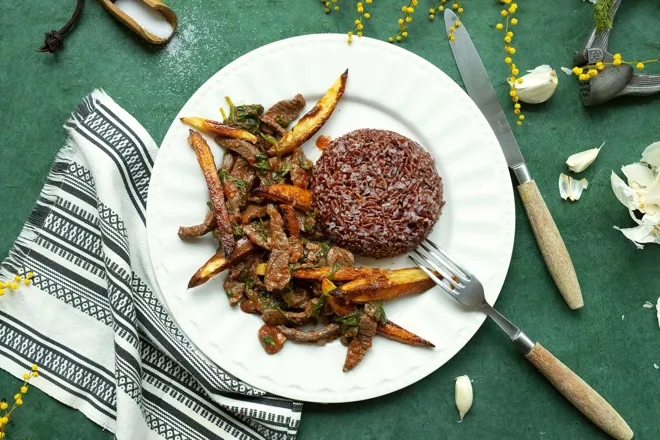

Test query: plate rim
[147,33,516,403]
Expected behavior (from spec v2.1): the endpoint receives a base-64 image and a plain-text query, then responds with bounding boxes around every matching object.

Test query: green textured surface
[1,0,660,439]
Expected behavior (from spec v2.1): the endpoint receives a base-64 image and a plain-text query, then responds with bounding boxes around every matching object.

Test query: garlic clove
[566,142,603,173]
[622,163,655,188]
[656,298,660,328]
[560,67,573,76]
[559,173,588,201]
[508,64,558,104]
[454,375,473,422]
[642,142,660,168]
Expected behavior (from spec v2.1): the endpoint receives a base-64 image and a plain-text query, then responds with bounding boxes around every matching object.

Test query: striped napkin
[0,90,302,440]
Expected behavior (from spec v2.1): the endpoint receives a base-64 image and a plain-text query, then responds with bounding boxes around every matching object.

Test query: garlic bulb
[508,65,558,104]
[566,142,604,173]
[611,142,660,248]
[454,375,473,421]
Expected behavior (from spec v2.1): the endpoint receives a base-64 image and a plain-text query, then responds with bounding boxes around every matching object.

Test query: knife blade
[444,9,583,310]
[444,10,527,180]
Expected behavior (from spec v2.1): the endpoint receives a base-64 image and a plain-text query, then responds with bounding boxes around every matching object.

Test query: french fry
[377,320,435,348]
[268,70,348,156]
[187,130,235,257]
[293,266,386,282]
[181,117,258,143]
[188,238,256,288]
[330,268,436,303]
[321,279,357,316]
[252,184,313,212]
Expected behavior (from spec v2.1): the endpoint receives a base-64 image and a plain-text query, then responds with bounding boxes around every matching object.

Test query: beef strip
[258,325,286,354]
[276,324,340,344]
[289,150,312,189]
[260,115,287,137]
[178,210,216,238]
[265,94,306,128]
[223,280,245,307]
[283,286,309,308]
[240,299,260,314]
[243,224,271,250]
[221,151,236,172]
[264,204,291,291]
[215,137,262,163]
[327,246,355,267]
[262,296,319,326]
[261,309,290,326]
[240,205,268,224]
[343,303,379,372]
[280,205,302,263]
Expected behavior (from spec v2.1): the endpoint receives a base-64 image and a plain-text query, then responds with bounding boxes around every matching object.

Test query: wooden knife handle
[517,180,583,309]
[526,344,633,440]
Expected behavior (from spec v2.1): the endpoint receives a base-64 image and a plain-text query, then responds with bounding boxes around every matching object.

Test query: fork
[410,239,633,440]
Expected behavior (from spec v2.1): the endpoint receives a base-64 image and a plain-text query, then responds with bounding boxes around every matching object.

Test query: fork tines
[408,238,471,297]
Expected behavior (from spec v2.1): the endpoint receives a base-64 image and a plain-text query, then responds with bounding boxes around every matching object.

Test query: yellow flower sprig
[573,53,658,81]
[443,2,465,41]
[347,0,372,43]
[0,365,39,438]
[323,0,340,14]
[495,0,524,126]
[0,272,34,297]
[429,0,446,21]
[388,0,417,43]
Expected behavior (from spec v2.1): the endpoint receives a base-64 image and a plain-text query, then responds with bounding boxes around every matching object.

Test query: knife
[444,9,583,310]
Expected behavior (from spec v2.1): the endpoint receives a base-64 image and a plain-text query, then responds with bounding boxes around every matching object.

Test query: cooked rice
[312,129,444,259]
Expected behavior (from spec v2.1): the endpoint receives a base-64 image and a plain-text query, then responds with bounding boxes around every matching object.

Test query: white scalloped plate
[147,34,515,403]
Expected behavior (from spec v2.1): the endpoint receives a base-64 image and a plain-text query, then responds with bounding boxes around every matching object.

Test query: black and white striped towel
[0,90,302,440]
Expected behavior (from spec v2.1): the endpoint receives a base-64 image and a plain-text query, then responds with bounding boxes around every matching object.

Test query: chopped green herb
[273,160,292,182]
[238,267,251,283]
[235,104,264,121]
[275,115,287,127]
[318,242,331,261]
[335,309,363,328]
[220,107,227,120]
[261,335,275,346]
[327,262,343,281]
[245,279,254,290]
[232,224,245,237]
[253,154,271,171]
[260,132,279,147]
[218,169,247,191]
[297,153,313,170]
[312,295,327,317]
[373,301,387,326]
[225,96,236,120]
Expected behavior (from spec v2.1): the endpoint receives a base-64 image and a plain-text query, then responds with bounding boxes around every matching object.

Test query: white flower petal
[560,67,573,76]
[622,163,655,188]
[613,224,659,249]
[657,297,660,329]
[641,142,660,168]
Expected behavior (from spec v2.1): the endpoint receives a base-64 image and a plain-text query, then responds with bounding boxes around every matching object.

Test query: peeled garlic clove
[560,67,573,76]
[559,173,588,201]
[566,142,604,173]
[455,375,473,421]
[508,65,558,104]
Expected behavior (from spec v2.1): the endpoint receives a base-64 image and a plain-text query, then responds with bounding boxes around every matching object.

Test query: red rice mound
[311,129,444,259]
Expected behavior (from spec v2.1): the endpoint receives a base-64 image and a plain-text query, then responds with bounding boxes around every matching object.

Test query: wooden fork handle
[517,180,583,309]
[526,344,633,440]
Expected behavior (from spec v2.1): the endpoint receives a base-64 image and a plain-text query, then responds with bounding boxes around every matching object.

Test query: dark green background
[1,0,659,438]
